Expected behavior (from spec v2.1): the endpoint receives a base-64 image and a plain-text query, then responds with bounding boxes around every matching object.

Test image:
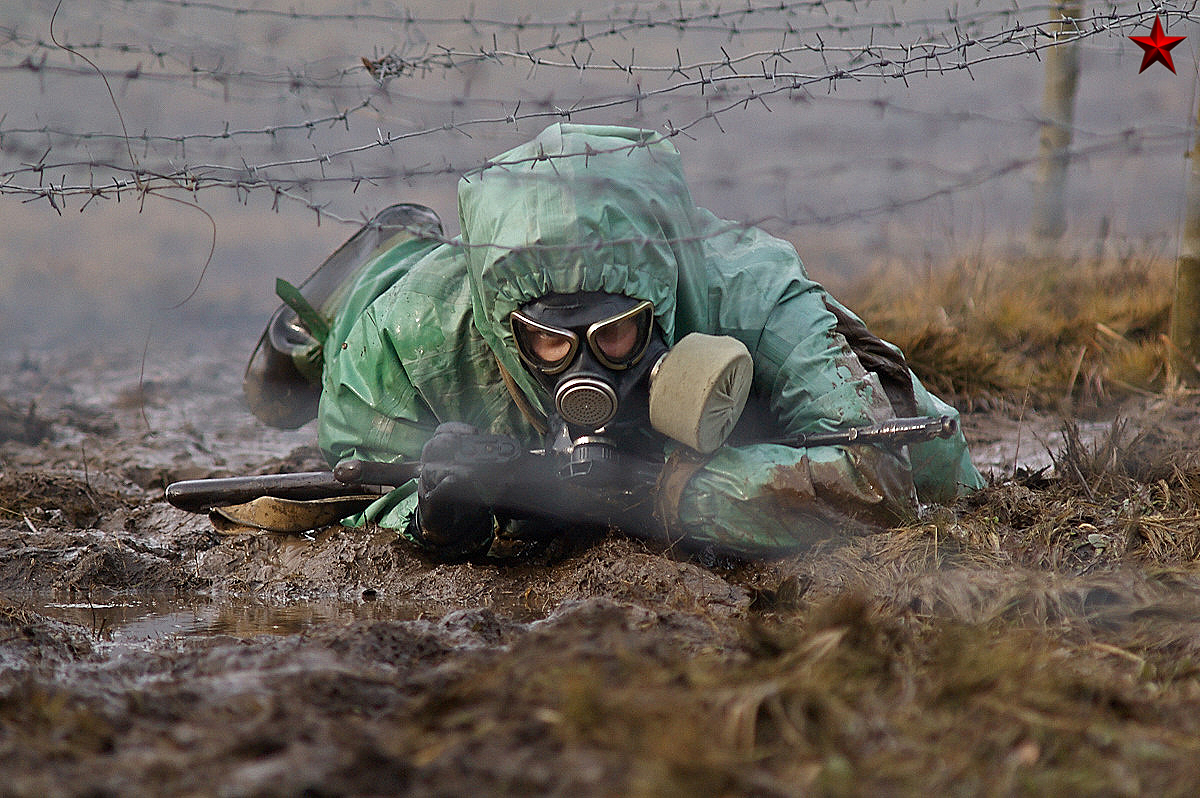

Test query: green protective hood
[458,124,708,417]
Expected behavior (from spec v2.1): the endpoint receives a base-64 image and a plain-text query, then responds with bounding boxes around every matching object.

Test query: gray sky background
[2,0,1196,352]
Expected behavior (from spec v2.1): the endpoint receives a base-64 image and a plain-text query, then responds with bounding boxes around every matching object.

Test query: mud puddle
[15,593,410,650]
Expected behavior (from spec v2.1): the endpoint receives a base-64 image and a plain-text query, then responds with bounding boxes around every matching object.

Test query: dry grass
[843,253,1175,409]
[477,399,1200,795]
[386,587,1200,797]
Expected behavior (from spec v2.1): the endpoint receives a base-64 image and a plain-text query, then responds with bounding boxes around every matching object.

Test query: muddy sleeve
[668,442,913,556]
[668,281,921,557]
[318,303,440,466]
[819,296,984,503]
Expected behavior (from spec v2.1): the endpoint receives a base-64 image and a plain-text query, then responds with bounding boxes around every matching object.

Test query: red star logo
[1129,16,1186,74]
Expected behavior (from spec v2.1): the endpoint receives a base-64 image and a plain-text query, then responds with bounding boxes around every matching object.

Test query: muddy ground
[4,340,1200,797]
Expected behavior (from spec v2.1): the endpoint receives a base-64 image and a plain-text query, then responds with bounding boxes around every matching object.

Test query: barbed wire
[358,3,1086,81]
[117,0,963,33]
[6,111,1184,243]
[0,3,1114,90]
[0,98,373,150]
[0,47,361,94]
[1,0,1195,236]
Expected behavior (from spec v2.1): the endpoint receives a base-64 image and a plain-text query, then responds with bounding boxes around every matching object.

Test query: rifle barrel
[767,415,959,449]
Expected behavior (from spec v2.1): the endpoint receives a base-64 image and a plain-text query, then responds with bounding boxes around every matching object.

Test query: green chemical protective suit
[311,123,984,558]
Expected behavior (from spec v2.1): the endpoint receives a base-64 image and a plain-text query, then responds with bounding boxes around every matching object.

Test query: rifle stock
[165,460,418,513]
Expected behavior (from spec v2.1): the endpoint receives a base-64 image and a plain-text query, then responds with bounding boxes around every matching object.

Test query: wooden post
[1169,97,1200,382]
[1030,1,1082,254]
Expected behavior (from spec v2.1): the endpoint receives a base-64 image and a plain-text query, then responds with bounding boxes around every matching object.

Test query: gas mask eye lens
[586,300,654,370]
[511,312,579,374]
[528,329,574,363]
[592,317,639,360]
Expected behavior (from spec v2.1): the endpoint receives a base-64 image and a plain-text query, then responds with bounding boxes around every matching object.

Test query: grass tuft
[843,254,1174,409]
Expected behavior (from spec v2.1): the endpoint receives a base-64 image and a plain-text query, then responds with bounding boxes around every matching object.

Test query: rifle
[164,415,959,513]
[164,460,416,513]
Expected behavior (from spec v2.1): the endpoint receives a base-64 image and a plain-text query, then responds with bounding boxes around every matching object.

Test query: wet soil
[4,342,1200,796]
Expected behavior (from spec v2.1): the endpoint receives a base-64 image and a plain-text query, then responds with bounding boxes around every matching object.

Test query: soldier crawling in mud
[234,123,984,559]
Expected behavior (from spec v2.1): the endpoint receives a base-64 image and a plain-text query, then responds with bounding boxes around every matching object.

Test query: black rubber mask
[510,292,668,435]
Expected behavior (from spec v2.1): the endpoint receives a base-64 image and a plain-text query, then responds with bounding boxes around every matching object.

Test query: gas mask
[511,292,666,440]
[510,292,755,459]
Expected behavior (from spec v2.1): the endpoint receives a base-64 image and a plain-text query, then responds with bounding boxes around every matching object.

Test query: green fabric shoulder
[318,240,537,469]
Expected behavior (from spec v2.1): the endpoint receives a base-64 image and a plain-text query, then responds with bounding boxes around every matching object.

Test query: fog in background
[1,0,1195,357]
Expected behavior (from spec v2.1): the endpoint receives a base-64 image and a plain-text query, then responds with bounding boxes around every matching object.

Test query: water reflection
[20,593,425,649]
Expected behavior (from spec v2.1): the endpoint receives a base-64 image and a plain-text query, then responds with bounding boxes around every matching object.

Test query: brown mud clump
[0,399,50,447]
